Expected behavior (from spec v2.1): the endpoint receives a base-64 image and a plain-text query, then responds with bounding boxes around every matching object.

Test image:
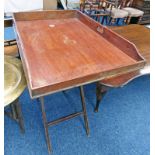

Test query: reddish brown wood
[109,24,150,65]
[13,10,145,98]
[100,70,140,87]
[13,10,77,21]
[100,24,150,87]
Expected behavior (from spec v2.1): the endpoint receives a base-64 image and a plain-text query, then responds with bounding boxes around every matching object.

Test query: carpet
[4,75,150,155]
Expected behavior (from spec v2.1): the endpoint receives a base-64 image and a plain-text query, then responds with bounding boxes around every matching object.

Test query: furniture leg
[95,13,98,21]
[40,97,52,153]
[108,17,113,25]
[10,103,17,119]
[105,16,108,25]
[113,18,116,25]
[116,18,120,25]
[95,83,107,112]
[101,16,106,25]
[126,16,131,24]
[123,17,128,24]
[14,99,25,133]
[92,15,95,20]
[138,16,142,24]
[36,98,40,103]
[79,86,90,136]
[97,16,100,23]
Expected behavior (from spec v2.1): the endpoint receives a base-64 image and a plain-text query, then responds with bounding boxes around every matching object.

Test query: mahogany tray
[13,10,145,98]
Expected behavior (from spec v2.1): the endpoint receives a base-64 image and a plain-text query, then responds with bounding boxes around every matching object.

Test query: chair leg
[105,16,109,25]
[108,17,113,25]
[40,97,52,153]
[98,16,101,23]
[101,16,104,25]
[116,18,120,25]
[14,99,25,133]
[36,98,40,103]
[101,16,107,25]
[123,17,128,24]
[126,16,131,24]
[138,16,143,24]
[95,83,107,112]
[79,86,90,136]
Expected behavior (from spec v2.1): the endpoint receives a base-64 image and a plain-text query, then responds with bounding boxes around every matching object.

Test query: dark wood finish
[40,97,52,153]
[39,86,89,153]
[4,19,19,57]
[80,0,101,12]
[5,99,25,133]
[79,86,90,135]
[13,10,145,99]
[4,18,13,27]
[95,24,150,112]
[119,0,144,24]
[80,0,119,25]
[4,39,18,57]
[80,1,111,25]
[95,83,108,112]
[14,99,25,133]
[109,0,147,24]
[119,0,134,8]
[47,112,83,126]
[132,0,150,24]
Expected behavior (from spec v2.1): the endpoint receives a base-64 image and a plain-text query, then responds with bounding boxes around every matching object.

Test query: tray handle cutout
[97,26,104,34]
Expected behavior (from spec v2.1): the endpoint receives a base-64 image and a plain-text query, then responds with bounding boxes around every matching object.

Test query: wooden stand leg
[14,99,25,133]
[79,86,90,136]
[95,83,107,112]
[38,88,90,153]
[40,97,52,153]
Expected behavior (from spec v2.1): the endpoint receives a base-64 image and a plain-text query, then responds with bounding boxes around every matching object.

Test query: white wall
[4,0,43,13]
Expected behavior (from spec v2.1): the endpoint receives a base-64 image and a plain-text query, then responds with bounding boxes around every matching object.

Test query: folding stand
[39,86,90,153]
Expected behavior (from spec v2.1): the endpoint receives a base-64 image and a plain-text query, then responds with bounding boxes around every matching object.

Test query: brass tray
[4,56,26,106]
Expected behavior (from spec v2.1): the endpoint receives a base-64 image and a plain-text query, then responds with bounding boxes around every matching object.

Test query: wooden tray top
[13,10,145,98]
[110,24,150,66]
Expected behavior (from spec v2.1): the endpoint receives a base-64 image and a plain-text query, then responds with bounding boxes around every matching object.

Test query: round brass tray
[4,55,26,107]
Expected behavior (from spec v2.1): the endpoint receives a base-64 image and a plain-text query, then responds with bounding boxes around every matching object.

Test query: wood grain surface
[13,10,145,98]
[100,24,150,87]
[110,24,150,65]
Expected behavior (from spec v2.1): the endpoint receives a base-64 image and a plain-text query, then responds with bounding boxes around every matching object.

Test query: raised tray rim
[13,10,146,98]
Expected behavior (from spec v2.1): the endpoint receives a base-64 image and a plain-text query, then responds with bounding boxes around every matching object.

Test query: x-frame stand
[39,86,90,153]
